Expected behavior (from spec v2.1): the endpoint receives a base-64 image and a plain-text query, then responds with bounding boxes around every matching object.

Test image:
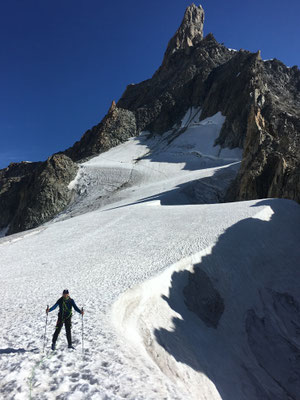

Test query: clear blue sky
[1,0,299,169]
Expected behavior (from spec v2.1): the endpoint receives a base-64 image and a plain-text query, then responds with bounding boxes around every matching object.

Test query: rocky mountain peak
[163,4,204,63]
[108,100,116,113]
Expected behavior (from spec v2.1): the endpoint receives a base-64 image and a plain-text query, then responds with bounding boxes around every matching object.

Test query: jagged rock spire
[108,100,116,113]
[163,4,204,62]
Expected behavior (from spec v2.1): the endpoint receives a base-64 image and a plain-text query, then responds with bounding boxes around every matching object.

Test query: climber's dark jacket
[49,296,81,319]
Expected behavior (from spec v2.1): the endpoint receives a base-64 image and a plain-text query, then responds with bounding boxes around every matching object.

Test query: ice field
[1,109,299,399]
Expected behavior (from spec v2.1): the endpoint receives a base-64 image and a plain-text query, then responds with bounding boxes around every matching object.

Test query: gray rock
[64,103,137,162]
[0,154,78,235]
[0,161,41,231]
[117,33,233,134]
[226,59,300,202]
[162,4,205,64]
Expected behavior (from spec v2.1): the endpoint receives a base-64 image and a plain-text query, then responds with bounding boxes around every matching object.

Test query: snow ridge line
[0,227,44,246]
[111,248,221,399]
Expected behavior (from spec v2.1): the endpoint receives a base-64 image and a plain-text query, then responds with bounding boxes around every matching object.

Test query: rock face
[0,155,78,235]
[0,161,41,233]
[162,3,204,63]
[1,3,299,235]
[117,33,233,135]
[64,104,137,162]
[65,5,234,157]
[226,60,300,202]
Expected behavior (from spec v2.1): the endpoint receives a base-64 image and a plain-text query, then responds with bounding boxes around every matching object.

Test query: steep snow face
[177,108,242,160]
[113,199,300,400]
[60,108,241,219]
[0,108,299,400]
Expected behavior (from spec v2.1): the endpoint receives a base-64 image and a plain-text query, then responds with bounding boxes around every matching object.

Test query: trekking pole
[42,305,49,353]
[81,307,84,355]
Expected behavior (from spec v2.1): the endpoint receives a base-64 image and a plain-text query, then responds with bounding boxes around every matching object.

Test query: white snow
[251,205,274,221]
[180,106,202,127]
[0,108,299,399]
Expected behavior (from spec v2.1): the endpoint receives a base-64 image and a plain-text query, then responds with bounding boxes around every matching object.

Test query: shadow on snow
[103,163,240,212]
[154,199,300,400]
[0,347,39,354]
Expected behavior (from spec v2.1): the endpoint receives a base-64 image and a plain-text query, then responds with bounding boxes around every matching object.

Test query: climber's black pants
[52,316,72,346]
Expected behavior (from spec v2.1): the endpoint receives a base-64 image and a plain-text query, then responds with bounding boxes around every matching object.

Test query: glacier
[0,109,299,400]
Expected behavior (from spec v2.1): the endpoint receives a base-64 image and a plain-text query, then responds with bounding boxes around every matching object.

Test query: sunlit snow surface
[0,109,300,399]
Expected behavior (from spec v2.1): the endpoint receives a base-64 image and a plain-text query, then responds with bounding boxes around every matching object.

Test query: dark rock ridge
[65,4,300,202]
[1,3,299,235]
[226,59,300,202]
[0,161,41,234]
[63,4,235,158]
[64,3,300,203]
[0,154,78,235]
[162,3,204,64]
[64,101,137,162]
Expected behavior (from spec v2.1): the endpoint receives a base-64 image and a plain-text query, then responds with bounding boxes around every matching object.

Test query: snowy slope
[58,108,241,220]
[0,109,299,400]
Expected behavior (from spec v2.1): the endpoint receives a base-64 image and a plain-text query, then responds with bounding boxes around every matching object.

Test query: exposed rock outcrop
[0,161,41,232]
[117,33,234,134]
[226,59,300,202]
[162,3,204,64]
[0,154,78,235]
[64,104,137,162]
[200,50,263,149]
[65,5,231,156]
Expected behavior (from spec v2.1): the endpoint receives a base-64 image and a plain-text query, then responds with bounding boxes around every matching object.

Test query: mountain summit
[163,4,205,63]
